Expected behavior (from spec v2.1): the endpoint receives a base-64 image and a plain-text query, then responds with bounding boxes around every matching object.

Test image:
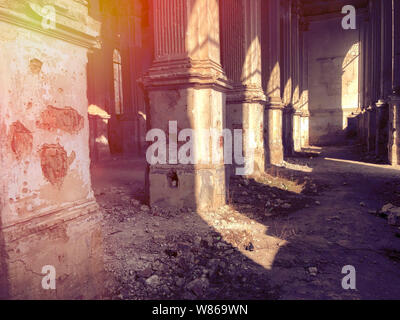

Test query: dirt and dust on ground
[91,144,400,300]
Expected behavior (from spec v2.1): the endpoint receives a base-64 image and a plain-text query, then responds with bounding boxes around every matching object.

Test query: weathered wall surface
[307,15,360,145]
[0,1,103,299]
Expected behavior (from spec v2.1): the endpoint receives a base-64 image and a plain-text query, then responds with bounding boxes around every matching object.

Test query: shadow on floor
[91,145,400,300]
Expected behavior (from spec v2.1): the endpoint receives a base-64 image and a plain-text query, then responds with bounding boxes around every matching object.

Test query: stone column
[120,9,138,156]
[281,0,292,106]
[0,1,103,299]
[299,16,310,148]
[221,0,266,176]
[361,12,372,149]
[261,0,284,166]
[375,0,392,158]
[360,109,368,146]
[381,0,393,99]
[291,0,302,153]
[144,0,231,211]
[366,3,373,118]
[367,105,377,152]
[393,0,400,93]
[372,0,382,103]
[121,1,153,156]
[375,99,389,158]
[388,95,400,165]
[367,0,380,153]
[300,111,310,148]
[388,0,400,165]
[361,13,371,114]
[281,0,294,156]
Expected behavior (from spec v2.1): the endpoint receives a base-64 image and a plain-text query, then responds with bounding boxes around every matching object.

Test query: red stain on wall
[9,121,33,160]
[39,144,75,187]
[29,58,43,74]
[37,105,84,134]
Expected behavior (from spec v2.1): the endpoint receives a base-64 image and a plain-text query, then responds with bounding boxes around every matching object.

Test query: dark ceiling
[301,0,369,17]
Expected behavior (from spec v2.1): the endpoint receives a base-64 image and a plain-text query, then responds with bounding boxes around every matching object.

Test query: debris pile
[380,203,400,226]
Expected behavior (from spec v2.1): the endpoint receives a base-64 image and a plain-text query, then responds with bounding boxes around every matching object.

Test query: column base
[227,85,266,176]
[358,109,369,147]
[89,114,111,162]
[283,105,295,157]
[367,105,377,153]
[375,100,389,158]
[264,100,284,166]
[0,200,104,300]
[300,111,310,148]
[149,165,227,212]
[293,110,302,153]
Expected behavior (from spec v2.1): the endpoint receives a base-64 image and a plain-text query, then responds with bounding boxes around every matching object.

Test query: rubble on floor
[381,203,400,226]
[99,173,317,300]
[92,146,400,300]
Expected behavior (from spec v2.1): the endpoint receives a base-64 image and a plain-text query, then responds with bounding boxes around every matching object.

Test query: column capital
[226,84,266,104]
[300,16,309,31]
[291,0,301,17]
[265,96,284,110]
[376,99,388,108]
[293,109,303,116]
[389,94,400,104]
[284,104,295,113]
[0,0,100,48]
[143,57,232,91]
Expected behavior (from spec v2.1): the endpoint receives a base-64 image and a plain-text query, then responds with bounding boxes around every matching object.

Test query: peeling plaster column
[291,0,302,153]
[281,0,292,107]
[364,14,371,108]
[381,0,393,99]
[367,0,380,153]
[120,9,138,156]
[0,0,104,299]
[144,0,231,211]
[261,0,284,166]
[375,0,392,158]
[372,0,382,103]
[120,0,154,156]
[220,0,266,176]
[367,2,374,110]
[299,16,310,148]
[388,95,400,165]
[367,105,377,153]
[281,0,294,156]
[362,13,372,148]
[388,0,400,165]
[393,0,400,93]
[375,99,389,157]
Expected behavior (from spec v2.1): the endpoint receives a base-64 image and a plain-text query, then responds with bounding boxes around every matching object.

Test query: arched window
[113,49,123,115]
